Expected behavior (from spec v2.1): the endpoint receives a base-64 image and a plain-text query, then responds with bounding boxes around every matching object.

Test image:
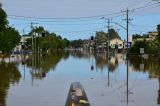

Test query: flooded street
[0,51,160,106]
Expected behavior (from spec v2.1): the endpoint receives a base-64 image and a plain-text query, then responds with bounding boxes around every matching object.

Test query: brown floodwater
[0,51,160,106]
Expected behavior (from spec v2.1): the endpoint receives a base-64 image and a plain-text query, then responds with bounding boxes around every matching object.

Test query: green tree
[0,27,20,54]
[107,28,120,40]
[95,31,107,45]
[130,39,160,54]
[157,24,160,42]
[129,40,148,54]
[0,5,8,31]
[95,29,121,45]
[132,34,142,40]
[0,5,20,54]
[25,27,70,52]
[132,34,149,40]
[70,39,83,48]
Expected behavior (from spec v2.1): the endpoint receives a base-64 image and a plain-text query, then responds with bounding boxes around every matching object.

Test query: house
[133,31,158,43]
[13,35,32,53]
[109,38,124,50]
[148,31,158,40]
[83,40,95,51]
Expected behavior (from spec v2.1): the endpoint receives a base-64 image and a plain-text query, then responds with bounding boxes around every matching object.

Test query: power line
[7,2,159,24]
[129,24,156,28]
[8,11,123,20]
[131,6,160,16]
[126,0,147,8]
[8,14,125,23]
[132,2,160,11]
[10,22,105,26]
[129,22,151,34]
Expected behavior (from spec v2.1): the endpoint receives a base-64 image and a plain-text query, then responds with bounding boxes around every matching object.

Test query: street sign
[140,48,144,54]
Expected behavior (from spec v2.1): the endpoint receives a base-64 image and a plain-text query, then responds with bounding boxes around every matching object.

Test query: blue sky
[1,0,160,40]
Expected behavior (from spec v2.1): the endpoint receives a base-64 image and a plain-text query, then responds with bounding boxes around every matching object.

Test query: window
[119,44,122,47]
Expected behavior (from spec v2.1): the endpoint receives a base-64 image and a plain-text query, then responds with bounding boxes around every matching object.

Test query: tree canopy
[157,24,160,42]
[0,5,20,54]
[94,28,121,45]
[0,5,8,31]
[107,28,120,40]
[24,26,70,52]
[132,34,149,40]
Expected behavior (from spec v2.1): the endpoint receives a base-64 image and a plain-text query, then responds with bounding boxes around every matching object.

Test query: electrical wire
[126,0,147,8]
[129,22,150,34]
[7,1,160,40]
[8,11,123,20]
[132,2,160,11]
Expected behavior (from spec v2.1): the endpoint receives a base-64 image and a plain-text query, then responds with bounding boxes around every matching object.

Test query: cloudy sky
[1,0,160,40]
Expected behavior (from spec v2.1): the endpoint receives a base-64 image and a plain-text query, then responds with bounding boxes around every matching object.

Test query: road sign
[140,48,144,54]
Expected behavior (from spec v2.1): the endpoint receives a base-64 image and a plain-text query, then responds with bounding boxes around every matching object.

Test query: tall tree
[107,28,120,40]
[95,31,107,45]
[0,5,20,54]
[0,4,8,31]
[0,27,20,54]
[25,27,70,52]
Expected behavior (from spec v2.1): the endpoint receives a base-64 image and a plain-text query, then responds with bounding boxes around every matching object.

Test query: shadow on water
[0,61,21,106]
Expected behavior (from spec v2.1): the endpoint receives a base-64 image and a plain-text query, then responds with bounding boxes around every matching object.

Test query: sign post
[140,48,144,70]
[140,48,144,54]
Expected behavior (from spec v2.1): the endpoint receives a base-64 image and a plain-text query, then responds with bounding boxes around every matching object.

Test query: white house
[13,35,32,52]
[109,38,124,49]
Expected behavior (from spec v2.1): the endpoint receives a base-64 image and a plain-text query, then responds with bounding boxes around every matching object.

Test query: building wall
[109,38,123,49]
[148,31,158,40]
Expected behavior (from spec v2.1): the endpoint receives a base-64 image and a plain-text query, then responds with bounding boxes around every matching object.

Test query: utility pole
[121,8,133,105]
[107,19,110,55]
[101,17,111,54]
[126,8,129,52]
[102,17,111,87]
[122,8,133,52]
[30,22,38,53]
[31,22,34,54]
[107,19,110,87]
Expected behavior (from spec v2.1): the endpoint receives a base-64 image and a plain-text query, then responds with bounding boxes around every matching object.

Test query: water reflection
[1,51,160,106]
[25,51,69,79]
[93,52,124,72]
[0,61,21,106]
[158,77,160,105]
[129,56,160,78]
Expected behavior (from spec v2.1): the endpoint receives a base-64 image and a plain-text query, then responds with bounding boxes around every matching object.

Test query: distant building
[109,38,124,49]
[148,31,158,40]
[13,35,31,52]
[133,31,158,43]
[83,40,95,51]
